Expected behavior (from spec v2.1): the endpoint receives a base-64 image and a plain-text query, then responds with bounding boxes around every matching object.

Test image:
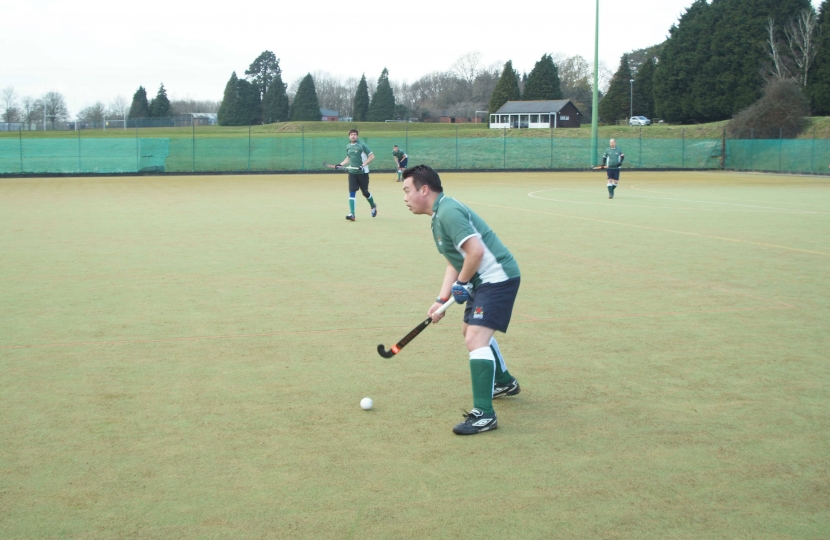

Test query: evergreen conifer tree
[149,83,171,117]
[633,56,656,119]
[353,75,370,121]
[237,79,262,125]
[599,54,634,123]
[289,74,321,121]
[653,0,711,122]
[218,72,240,126]
[368,68,396,121]
[808,0,830,114]
[523,54,563,100]
[245,51,281,101]
[488,61,521,117]
[262,72,290,123]
[654,0,811,123]
[128,86,150,120]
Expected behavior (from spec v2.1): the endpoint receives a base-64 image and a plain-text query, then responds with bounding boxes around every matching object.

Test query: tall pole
[590,0,600,166]
[629,79,634,120]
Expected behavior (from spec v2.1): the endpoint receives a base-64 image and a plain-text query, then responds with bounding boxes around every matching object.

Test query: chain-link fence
[1,127,828,175]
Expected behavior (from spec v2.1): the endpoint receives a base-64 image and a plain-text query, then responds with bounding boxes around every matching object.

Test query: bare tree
[2,86,19,124]
[108,95,129,120]
[451,51,483,86]
[765,18,793,81]
[41,91,69,128]
[312,71,355,117]
[78,102,106,127]
[21,96,42,130]
[785,9,820,87]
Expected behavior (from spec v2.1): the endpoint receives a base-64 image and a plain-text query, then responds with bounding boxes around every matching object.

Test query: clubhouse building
[489,100,582,129]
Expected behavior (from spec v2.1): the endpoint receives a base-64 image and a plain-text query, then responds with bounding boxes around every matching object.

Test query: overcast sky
[1,0,823,116]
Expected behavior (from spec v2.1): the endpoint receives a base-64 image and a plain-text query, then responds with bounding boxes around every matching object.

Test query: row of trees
[596,0,830,126]
[215,50,610,126]
[1,87,71,129]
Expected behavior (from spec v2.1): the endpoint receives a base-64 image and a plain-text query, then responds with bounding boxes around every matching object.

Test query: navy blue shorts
[607,168,620,181]
[398,158,408,169]
[463,277,521,333]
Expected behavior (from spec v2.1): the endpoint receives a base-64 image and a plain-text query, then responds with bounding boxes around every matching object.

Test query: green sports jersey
[346,140,373,173]
[392,149,406,160]
[431,193,520,288]
[603,146,624,168]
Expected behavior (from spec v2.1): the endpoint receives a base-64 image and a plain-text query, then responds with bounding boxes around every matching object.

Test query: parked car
[629,116,652,126]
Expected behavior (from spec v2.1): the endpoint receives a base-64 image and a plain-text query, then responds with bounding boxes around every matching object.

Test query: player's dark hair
[393,145,399,148]
[349,129,359,135]
[403,164,443,193]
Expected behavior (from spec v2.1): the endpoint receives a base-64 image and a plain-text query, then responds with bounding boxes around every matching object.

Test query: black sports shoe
[493,377,520,398]
[345,214,356,221]
[453,408,498,435]
[371,206,377,218]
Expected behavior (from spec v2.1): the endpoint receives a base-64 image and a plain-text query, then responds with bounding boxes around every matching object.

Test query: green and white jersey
[346,140,373,173]
[431,193,520,288]
[603,146,624,168]
[392,149,406,161]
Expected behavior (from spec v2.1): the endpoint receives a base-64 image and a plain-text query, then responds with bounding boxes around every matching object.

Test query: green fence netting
[2,133,828,174]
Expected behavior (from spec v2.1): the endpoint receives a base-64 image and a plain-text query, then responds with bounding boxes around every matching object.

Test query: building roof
[187,113,217,119]
[494,100,580,115]
[320,108,339,116]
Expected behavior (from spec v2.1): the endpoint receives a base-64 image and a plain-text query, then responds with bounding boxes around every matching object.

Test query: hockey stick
[592,165,607,170]
[323,162,364,173]
[377,300,454,358]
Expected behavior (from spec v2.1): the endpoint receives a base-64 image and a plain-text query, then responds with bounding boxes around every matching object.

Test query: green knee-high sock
[349,197,355,214]
[610,184,617,195]
[607,185,614,196]
[489,337,513,385]
[470,347,495,414]
[367,194,375,208]
[397,170,402,180]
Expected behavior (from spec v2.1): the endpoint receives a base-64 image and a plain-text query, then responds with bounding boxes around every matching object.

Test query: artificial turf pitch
[1,171,828,539]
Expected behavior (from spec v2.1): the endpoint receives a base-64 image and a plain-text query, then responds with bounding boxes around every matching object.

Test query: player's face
[349,132,358,142]
[402,178,429,214]
[610,139,616,148]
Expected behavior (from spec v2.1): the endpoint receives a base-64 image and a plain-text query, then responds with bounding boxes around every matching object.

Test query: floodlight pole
[590,0,600,166]
[629,79,634,120]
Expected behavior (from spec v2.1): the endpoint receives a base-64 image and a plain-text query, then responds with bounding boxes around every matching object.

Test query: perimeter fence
[1,127,828,175]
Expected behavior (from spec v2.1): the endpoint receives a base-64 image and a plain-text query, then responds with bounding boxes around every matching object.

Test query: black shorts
[607,168,620,181]
[348,173,370,196]
[463,277,521,333]
[398,158,408,169]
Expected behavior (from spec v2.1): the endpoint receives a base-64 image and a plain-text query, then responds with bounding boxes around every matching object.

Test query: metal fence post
[135,125,139,172]
[550,127,553,169]
[455,123,458,169]
[78,129,81,173]
[19,127,23,173]
[405,122,408,154]
[811,125,816,172]
[503,128,506,169]
[638,126,642,168]
[778,127,782,172]
[750,129,754,171]
[248,125,251,171]
[681,129,685,168]
[301,125,305,170]
[192,123,195,172]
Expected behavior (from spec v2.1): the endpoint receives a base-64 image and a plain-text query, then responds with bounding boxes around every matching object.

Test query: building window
[561,115,570,121]
[500,115,508,123]
[541,114,550,123]
[530,115,539,123]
